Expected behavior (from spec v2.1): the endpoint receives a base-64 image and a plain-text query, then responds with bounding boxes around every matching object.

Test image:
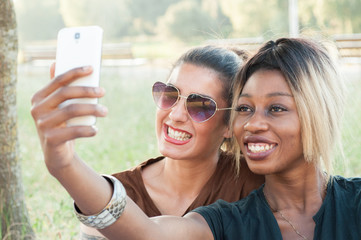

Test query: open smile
[164,124,192,145]
[248,143,276,153]
[245,142,277,160]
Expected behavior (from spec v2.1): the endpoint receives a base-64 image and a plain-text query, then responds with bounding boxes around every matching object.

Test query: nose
[243,110,269,133]
[169,95,189,122]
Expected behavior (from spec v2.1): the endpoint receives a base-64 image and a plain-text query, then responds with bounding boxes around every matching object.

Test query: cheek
[280,120,303,150]
[155,110,167,133]
[290,130,303,150]
[196,117,227,141]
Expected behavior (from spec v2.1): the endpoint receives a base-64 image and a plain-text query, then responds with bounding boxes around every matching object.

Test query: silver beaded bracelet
[74,174,127,229]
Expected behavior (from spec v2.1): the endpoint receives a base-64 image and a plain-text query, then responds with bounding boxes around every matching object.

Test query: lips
[163,124,192,145]
[244,136,277,160]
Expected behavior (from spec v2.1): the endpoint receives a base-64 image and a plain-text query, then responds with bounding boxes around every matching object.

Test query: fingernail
[98,105,108,114]
[95,87,105,95]
[91,125,98,132]
[82,66,93,72]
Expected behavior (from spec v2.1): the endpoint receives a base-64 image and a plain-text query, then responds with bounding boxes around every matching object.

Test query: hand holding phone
[55,26,103,126]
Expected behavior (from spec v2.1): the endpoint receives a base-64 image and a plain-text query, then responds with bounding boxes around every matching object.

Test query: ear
[223,126,232,139]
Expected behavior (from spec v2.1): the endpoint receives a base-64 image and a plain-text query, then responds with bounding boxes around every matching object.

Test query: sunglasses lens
[152,82,178,109]
[186,94,217,122]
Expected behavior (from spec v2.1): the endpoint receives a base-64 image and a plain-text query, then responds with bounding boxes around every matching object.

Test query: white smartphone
[55,26,103,126]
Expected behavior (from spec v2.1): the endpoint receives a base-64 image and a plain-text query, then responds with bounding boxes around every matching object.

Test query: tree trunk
[0,0,35,239]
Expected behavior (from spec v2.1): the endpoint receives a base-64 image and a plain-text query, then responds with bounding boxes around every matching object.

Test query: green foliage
[322,0,361,33]
[59,0,132,39]
[14,0,361,43]
[126,0,179,35]
[158,0,232,42]
[202,0,233,38]
[220,0,288,38]
[15,0,64,42]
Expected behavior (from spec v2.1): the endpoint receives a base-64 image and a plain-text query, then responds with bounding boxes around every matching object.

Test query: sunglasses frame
[152,81,233,123]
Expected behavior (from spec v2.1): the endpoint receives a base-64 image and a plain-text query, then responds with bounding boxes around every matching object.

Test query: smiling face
[156,63,231,162]
[233,69,304,175]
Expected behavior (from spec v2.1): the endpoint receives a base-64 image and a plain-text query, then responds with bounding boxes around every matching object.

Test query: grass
[335,63,361,176]
[17,61,361,239]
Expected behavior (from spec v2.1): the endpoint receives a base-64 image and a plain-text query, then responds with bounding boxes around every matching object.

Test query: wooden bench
[102,43,133,59]
[333,34,361,58]
[22,45,56,62]
[206,35,361,59]
[21,42,134,62]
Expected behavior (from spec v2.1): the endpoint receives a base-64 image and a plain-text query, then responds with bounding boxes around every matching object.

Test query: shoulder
[111,156,164,203]
[112,156,164,182]
[111,156,165,217]
[194,187,263,218]
[331,175,361,193]
[317,176,361,234]
[192,187,266,238]
[330,175,361,202]
[215,152,264,198]
[214,151,238,180]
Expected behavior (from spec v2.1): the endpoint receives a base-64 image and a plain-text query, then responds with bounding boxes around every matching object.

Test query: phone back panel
[55,26,103,126]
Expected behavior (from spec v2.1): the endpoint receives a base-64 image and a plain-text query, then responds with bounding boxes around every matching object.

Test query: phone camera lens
[74,32,80,39]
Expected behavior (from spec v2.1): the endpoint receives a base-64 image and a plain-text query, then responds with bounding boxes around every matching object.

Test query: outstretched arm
[31,65,213,240]
[31,65,112,215]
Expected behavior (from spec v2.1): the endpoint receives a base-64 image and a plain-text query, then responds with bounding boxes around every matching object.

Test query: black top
[194,175,361,240]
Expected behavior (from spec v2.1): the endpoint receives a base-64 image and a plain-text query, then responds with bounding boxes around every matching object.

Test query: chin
[246,161,273,176]
[158,146,180,159]
[157,141,167,156]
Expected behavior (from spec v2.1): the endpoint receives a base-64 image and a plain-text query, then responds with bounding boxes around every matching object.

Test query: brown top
[112,151,264,217]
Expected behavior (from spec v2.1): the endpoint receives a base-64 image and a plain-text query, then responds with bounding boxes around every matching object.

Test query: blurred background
[14,0,361,238]
[15,0,361,47]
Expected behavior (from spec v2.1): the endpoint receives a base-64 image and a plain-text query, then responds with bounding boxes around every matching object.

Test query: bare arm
[98,198,213,240]
[80,224,107,240]
[31,65,112,214]
[31,65,213,240]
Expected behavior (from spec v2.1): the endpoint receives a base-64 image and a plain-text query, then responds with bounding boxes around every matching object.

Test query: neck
[141,152,220,215]
[262,163,328,240]
[161,154,219,196]
[263,162,327,213]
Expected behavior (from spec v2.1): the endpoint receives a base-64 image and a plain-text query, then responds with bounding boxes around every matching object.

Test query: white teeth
[248,143,275,153]
[168,127,191,141]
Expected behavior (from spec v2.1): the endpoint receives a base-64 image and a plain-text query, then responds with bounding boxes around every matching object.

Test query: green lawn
[17,62,361,239]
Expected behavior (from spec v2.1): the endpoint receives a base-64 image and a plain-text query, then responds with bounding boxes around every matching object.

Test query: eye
[270,105,287,112]
[235,105,253,112]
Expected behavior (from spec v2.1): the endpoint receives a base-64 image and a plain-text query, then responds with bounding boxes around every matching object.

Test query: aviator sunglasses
[152,81,233,123]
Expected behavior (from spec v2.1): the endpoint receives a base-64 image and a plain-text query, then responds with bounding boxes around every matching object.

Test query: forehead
[168,63,223,97]
[242,69,292,96]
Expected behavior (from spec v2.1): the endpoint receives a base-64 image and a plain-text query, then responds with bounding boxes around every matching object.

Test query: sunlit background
[14,0,361,238]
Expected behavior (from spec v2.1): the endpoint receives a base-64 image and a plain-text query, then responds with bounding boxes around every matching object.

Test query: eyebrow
[240,92,293,98]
